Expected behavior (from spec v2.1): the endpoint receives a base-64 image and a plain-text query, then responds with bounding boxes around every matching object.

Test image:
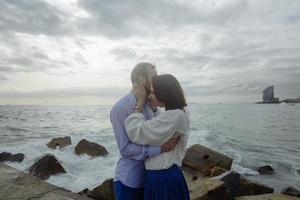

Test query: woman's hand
[132,83,147,106]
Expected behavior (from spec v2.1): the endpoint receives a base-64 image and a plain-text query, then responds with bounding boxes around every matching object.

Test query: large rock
[257,165,275,175]
[0,152,24,162]
[90,178,115,200]
[239,177,274,196]
[79,188,93,198]
[29,154,66,180]
[47,136,71,149]
[235,193,300,200]
[183,167,229,200]
[75,139,108,157]
[219,172,273,198]
[0,163,92,200]
[281,186,300,198]
[79,178,115,200]
[183,144,233,176]
[220,171,241,198]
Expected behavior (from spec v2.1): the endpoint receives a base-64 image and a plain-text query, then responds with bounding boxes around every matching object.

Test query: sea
[0,103,299,193]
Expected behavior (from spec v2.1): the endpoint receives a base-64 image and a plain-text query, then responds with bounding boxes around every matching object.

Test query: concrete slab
[0,163,92,200]
[235,193,300,200]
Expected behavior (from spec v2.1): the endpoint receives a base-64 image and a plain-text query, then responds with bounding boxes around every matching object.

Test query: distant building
[263,86,274,103]
[262,86,280,103]
[256,86,299,104]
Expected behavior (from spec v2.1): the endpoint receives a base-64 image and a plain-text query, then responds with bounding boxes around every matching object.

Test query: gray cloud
[0,33,87,81]
[0,76,7,82]
[137,42,300,99]
[0,47,68,75]
[1,0,300,103]
[76,0,248,38]
[77,0,197,38]
[0,0,71,35]
[110,46,137,60]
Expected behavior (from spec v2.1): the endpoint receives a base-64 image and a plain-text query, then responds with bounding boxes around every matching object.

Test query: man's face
[145,67,157,95]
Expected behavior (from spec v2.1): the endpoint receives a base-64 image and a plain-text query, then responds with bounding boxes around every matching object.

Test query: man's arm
[111,105,175,160]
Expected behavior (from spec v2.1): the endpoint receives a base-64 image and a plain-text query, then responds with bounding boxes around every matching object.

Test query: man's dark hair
[131,62,155,84]
[152,74,187,110]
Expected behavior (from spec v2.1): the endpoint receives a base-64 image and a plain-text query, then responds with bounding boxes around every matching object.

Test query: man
[110,62,179,200]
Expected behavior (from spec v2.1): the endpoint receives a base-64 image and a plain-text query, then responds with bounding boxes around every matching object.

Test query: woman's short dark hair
[152,74,187,110]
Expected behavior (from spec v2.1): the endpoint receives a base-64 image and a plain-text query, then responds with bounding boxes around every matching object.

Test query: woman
[124,74,190,200]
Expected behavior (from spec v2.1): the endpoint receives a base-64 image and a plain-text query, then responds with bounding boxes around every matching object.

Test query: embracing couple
[110,62,190,200]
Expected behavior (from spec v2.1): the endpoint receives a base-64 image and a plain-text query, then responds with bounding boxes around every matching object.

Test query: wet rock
[219,172,274,197]
[257,165,274,175]
[89,178,115,200]
[182,144,233,176]
[29,154,66,180]
[75,139,108,157]
[183,168,229,200]
[281,186,300,197]
[0,152,12,162]
[0,152,24,162]
[78,188,94,198]
[235,193,300,200]
[47,136,71,149]
[221,171,241,198]
[0,163,92,200]
[239,177,274,196]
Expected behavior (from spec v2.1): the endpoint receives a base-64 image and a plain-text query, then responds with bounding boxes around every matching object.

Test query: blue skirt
[144,164,190,200]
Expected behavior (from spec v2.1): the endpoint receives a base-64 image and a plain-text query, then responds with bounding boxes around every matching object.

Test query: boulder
[182,144,233,176]
[183,167,229,200]
[235,193,300,200]
[78,188,93,198]
[219,172,273,198]
[0,152,24,162]
[239,177,274,196]
[0,163,92,200]
[75,139,108,157]
[257,165,274,175]
[89,178,115,200]
[220,171,241,198]
[281,186,300,198]
[29,154,66,180]
[47,136,71,149]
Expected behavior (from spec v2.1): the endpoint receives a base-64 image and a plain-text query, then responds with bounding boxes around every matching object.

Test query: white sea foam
[1,137,117,192]
[231,163,259,176]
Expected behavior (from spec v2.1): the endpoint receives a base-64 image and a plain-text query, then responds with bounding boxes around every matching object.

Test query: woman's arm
[124,110,185,145]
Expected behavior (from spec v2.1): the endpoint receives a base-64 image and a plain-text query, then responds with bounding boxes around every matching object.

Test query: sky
[0,0,300,105]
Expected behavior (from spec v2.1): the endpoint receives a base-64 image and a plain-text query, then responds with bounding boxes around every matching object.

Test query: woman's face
[148,84,165,108]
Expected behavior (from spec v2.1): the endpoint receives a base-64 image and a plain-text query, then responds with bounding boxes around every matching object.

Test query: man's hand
[161,137,180,153]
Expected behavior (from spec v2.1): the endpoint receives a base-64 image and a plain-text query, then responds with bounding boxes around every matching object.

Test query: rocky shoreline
[1,137,300,200]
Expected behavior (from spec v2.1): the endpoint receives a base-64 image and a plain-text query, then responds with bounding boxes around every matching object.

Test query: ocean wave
[1,104,300,192]
[4,126,28,133]
[231,163,259,176]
